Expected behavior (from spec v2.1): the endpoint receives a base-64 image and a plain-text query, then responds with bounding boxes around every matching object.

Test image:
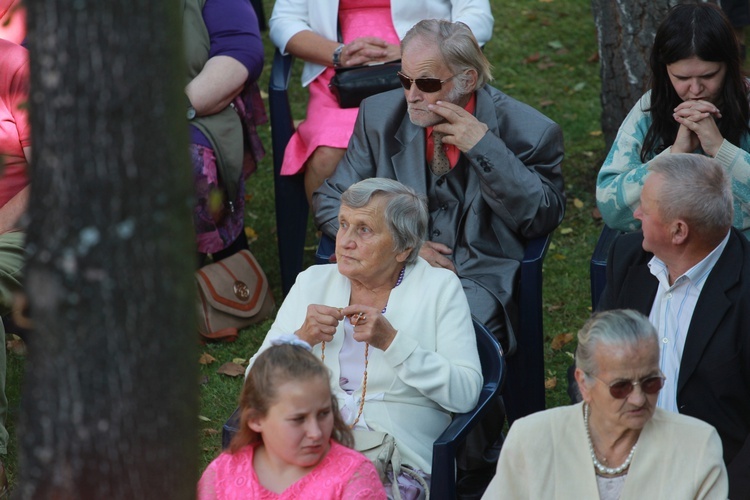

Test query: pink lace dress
[279,0,400,175]
[197,440,386,499]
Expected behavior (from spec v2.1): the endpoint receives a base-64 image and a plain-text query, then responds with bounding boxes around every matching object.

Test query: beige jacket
[482,403,728,499]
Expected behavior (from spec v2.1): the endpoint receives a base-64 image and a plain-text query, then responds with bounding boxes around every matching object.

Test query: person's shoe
[0,459,8,498]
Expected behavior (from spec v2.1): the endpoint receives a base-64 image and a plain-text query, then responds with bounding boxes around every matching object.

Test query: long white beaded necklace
[584,403,638,476]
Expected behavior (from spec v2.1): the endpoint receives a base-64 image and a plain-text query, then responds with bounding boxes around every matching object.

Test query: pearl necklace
[584,404,638,476]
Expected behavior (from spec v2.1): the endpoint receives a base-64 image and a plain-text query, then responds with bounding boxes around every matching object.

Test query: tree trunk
[17,1,198,498]
[591,0,696,148]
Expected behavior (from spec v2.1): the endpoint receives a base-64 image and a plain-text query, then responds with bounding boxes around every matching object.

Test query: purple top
[190,0,264,146]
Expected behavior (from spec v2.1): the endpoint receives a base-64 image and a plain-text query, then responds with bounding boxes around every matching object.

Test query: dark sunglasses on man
[397,72,456,93]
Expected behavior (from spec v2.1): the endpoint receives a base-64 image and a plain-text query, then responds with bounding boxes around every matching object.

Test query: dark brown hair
[229,344,353,452]
[642,3,749,161]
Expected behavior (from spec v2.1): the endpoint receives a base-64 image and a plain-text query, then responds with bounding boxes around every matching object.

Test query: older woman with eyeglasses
[483,309,728,500]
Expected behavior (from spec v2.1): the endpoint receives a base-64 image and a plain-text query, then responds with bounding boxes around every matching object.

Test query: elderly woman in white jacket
[268,0,494,206]
[248,178,482,497]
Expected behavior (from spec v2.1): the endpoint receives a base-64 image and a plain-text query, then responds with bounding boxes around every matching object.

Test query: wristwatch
[332,44,345,68]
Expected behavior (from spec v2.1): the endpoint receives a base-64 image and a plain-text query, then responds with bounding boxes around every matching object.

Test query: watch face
[187,106,196,120]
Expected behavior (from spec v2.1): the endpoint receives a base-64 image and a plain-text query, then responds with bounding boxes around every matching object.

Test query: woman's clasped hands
[672,99,724,156]
[336,37,400,67]
[295,304,397,351]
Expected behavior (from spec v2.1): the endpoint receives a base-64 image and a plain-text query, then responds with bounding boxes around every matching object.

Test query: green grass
[4,0,607,481]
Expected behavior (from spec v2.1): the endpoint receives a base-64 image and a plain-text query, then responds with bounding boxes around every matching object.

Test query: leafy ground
[3,0,607,482]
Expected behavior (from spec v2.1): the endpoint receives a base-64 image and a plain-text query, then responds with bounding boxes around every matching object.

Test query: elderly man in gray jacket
[313,19,565,497]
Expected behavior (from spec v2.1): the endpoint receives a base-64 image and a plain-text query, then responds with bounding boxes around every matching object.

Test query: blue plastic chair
[316,232,550,425]
[269,50,308,296]
[221,318,505,500]
[589,224,621,311]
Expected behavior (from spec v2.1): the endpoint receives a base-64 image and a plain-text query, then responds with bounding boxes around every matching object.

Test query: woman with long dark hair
[597,3,750,235]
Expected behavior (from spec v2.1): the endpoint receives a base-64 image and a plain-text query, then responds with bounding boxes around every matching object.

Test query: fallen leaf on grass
[217,362,246,377]
[244,226,258,243]
[524,52,541,64]
[260,90,269,99]
[199,352,217,365]
[587,51,600,63]
[559,227,573,235]
[545,377,557,389]
[565,352,575,360]
[546,303,563,312]
[232,358,248,366]
[547,40,564,50]
[198,415,211,422]
[539,99,555,108]
[537,61,556,71]
[573,198,584,209]
[589,130,603,136]
[551,333,574,350]
[203,428,220,436]
[552,253,566,261]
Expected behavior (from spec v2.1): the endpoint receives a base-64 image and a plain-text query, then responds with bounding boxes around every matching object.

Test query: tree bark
[591,0,696,148]
[17,1,198,498]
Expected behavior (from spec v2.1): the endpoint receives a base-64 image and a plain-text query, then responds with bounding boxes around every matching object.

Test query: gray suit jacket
[313,85,565,346]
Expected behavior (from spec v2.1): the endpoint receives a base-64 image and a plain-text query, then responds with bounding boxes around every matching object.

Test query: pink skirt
[280,1,399,176]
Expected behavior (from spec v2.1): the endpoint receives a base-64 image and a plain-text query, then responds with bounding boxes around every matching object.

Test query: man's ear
[671,219,689,245]
[465,68,479,91]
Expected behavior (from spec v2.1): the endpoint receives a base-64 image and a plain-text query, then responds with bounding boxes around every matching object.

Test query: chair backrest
[221,318,505,500]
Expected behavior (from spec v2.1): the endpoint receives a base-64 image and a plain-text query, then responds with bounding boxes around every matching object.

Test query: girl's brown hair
[229,343,353,452]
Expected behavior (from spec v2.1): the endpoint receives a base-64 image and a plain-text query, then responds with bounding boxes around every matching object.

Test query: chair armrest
[590,225,621,311]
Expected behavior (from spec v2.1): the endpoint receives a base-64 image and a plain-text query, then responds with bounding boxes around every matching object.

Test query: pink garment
[280,0,400,175]
[197,440,386,499]
[0,38,30,208]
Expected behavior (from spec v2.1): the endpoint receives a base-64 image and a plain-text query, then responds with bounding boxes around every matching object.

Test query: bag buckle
[233,281,250,301]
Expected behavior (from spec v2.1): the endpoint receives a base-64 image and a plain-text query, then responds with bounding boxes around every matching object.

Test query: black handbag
[328,60,402,108]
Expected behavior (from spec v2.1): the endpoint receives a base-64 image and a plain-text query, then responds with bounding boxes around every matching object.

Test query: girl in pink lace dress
[197,342,386,499]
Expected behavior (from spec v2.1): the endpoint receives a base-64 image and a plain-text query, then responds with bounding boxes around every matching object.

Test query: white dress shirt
[648,231,729,413]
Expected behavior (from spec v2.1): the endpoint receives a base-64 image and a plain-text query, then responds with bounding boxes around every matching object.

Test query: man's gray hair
[401,19,493,94]
[648,153,733,239]
[341,178,428,265]
[576,310,658,378]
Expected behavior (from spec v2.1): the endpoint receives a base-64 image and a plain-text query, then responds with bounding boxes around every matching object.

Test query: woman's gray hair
[401,19,493,94]
[576,310,658,378]
[648,154,733,240]
[340,178,428,265]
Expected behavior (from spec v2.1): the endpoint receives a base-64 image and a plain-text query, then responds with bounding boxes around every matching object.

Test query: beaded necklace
[321,265,406,428]
[584,403,638,476]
